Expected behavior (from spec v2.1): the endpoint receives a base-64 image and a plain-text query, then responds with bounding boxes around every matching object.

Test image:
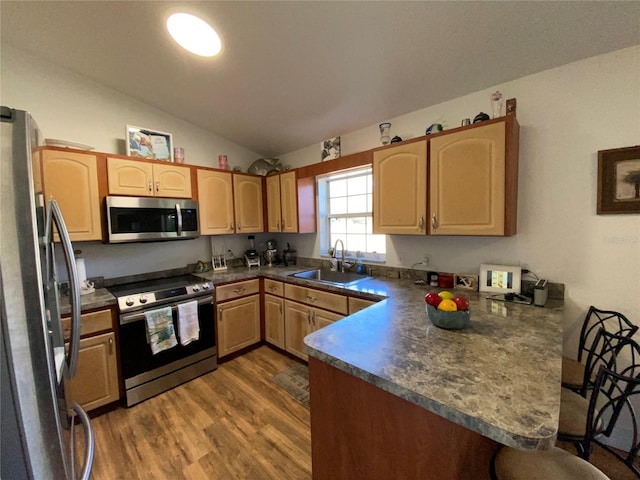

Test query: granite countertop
[303,278,564,451]
[61,264,563,452]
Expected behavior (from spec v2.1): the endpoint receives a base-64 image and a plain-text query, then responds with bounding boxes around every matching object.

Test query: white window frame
[317,166,386,262]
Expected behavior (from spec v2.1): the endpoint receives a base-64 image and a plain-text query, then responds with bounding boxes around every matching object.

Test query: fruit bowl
[425,304,471,330]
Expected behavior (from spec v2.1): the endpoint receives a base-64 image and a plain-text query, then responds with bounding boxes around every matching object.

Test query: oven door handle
[119,297,213,325]
[176,203,183,237]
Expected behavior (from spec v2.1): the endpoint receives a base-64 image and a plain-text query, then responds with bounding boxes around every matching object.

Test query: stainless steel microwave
[106,196,199,243]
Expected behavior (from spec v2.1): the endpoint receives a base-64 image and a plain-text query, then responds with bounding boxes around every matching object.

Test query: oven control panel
[116,281,213,312]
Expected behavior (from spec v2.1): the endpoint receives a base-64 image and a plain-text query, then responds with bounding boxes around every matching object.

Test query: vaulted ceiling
[2,1,638,156]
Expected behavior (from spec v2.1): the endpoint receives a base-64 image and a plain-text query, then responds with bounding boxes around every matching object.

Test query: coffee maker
[263,239,279,267]
[245,235,260,268]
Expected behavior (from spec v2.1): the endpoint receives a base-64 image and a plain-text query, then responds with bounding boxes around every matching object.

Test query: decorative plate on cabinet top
[45,138,95,150]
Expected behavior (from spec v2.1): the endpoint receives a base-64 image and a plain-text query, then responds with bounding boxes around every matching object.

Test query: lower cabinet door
[264,294,285,349]
[65,332,119,413]
[284,300,312,360]
[312,307,343,330]
[217,294,260,357]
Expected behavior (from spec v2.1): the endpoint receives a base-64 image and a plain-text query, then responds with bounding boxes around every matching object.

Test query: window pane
[368,234,386,254]
[346,234,367,253]
[329,179,347,198]
[330,197,347,215]
[347,175,367,195]
[348,194,367,213]
[347,216,367,234]
[329,217,346,234]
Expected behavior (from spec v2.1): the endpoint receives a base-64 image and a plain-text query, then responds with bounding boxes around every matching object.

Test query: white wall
[1,44,264,279]
[279,46,640,353]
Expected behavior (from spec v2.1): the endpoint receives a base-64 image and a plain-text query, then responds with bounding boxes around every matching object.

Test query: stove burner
[108,274,213,313]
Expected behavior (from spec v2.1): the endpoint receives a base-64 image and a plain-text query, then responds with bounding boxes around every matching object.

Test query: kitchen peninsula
[304,283,564,480]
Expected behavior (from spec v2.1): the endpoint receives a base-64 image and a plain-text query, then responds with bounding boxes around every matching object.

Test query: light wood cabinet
[197,169,264,235]
[107,157,192,198]
[264,294,285,349]
[233,173,264,233]
[373,140,427,235]
[428,117,519,236]
[42,149,102,241]
[197,169,235,235]
[348,296,378,314]
[216,279,261,358]
[283,283,346,360]
[264,279,285,349]
[265,171,316,233]
[63,308,119,413]
[284,299,343,361]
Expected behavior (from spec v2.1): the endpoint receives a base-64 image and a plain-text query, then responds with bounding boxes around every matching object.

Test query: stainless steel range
[108,275,217,406]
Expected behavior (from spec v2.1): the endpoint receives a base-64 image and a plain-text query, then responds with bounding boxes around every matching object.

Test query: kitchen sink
[289,269,371,287]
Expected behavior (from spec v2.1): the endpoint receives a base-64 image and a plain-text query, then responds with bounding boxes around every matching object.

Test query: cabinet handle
[218,307,223,318]
[307,310,312,325]
[419,216,425,231]
[277,221,281,231]
[431,214,438,232]
[230,222,234,231]
[238,223,241,231]
[269,285,277,292]
[155,181,160,192]
[148,181,152,192]
[311,311,316,327]
[108,337,113,355]
[306,295,317,303]
[233,286,246,294]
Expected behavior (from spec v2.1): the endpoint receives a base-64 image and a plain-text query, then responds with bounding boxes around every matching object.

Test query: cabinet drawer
[216,279,260,302]
[284,283,348,315]
[348,297,378,314]
[62,308,113,340]
[264,279,284,296]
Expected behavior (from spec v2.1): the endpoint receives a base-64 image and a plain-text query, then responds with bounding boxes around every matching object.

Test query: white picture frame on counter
[126,125,173,161]
[479,264,522,295]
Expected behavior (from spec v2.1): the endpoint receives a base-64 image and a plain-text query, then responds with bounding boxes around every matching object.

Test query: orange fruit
[437,299,458,311]
[438,291,454,300]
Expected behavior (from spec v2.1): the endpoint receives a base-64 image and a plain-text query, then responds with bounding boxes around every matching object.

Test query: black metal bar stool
[562,306,637,394]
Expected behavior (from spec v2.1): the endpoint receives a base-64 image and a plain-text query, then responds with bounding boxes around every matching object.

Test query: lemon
[437,299,458,311]
[438,291,454,300]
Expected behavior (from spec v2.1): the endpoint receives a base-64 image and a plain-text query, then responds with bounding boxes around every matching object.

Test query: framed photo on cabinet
[126,125,173,162]
[597,145,640,214]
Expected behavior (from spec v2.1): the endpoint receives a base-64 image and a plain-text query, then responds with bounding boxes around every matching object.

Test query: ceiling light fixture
[166,13,221,57]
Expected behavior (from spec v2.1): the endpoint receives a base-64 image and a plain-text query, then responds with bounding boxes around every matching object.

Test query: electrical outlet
[422,254,430,266]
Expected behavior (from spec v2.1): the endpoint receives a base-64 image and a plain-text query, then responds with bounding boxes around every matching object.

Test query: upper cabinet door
[373,141,427,235]
[152,163,192,198]
[197,169,235,235]
[42,149,102,241]
[265,175,282,232]
[279,171,299,233]
[429,121,506,235]
[107,157,154,196]
[233,174,264,233]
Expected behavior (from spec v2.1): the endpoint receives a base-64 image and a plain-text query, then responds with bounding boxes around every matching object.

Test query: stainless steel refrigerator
[1,107,94,479]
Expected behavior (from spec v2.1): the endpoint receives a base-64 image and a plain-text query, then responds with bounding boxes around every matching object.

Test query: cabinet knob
[108,337,113,355]
[155,181,160,192]
[148,181,152,192]
[419,216,425,231]
[431,214,437,232]
[238,223,241,230]
[230,223,234,231]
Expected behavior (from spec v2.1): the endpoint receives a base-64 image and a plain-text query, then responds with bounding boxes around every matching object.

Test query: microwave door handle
[49,200,81,378]
[71,402,95,480]
[176,203,183,236]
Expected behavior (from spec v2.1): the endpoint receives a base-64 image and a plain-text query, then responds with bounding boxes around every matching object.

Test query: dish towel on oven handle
[177,300,200,346]
[145,306,178,355]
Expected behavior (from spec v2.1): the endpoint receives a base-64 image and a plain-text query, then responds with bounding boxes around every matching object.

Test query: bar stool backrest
[586,338,640,477]
[576,307,637,391]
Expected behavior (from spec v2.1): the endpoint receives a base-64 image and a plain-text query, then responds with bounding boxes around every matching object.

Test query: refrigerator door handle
[48,199,81,378]
[71,402,95,480]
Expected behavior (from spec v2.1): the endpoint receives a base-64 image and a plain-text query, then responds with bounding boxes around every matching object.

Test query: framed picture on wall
[126,125,173,162]
[597,145,640,214]
[321,136,341,161]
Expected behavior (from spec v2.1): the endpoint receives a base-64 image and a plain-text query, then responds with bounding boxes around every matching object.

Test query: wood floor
[83,345,637,480]
[87,346,311,480]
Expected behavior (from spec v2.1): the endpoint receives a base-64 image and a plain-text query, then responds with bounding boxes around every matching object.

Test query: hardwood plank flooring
[84,345,636,479]
[87,346,311,480]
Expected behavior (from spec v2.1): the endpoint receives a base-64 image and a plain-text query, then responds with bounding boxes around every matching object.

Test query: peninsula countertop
[303,278,564,451]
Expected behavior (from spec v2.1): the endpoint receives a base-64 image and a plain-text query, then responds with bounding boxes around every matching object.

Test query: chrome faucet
[332,239,345,272]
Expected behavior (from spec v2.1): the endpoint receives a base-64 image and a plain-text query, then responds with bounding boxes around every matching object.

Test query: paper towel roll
[75,257,87,285]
